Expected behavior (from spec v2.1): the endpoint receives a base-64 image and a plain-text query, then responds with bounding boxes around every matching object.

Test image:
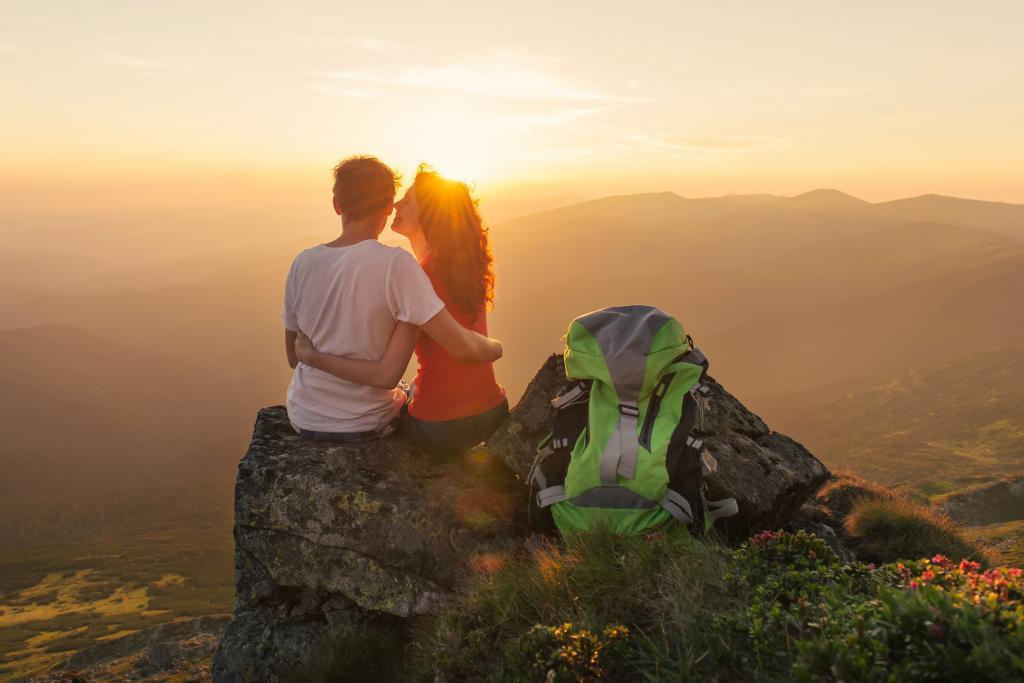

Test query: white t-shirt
[281,240,444,432]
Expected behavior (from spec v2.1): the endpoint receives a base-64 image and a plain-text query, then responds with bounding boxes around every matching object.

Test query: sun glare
[394,110,498,185]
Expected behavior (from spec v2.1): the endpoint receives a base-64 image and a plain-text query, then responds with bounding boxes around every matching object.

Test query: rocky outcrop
[39,616,229,683]
[212,407,523,682]
[488,355,830,535]
[215,356,829,680]
[938,475,1024,525]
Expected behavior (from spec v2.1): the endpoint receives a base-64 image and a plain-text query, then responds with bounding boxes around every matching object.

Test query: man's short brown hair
[332,155,401,220]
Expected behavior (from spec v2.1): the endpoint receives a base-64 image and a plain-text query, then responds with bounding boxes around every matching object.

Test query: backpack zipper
[639,373,674,451]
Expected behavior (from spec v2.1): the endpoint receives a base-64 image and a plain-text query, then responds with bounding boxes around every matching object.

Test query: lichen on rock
[212,406,525,682]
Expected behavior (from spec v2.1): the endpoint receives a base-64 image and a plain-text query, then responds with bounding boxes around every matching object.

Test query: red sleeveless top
[407,258,506,421]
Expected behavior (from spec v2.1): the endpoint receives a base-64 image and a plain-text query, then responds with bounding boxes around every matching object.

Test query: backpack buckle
[619,403,640,417]
[551,383,586,409]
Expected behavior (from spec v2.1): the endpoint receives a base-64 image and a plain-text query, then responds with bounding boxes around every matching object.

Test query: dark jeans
[400,398,510,457]
[290,419,396,443]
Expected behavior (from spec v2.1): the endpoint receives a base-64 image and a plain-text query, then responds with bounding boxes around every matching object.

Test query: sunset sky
[3,1,1023,213]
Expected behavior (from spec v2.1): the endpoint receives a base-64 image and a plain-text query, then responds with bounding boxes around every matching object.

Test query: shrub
[712,530,878,677]
[845,496,987,565]
[794,555,1024,681]
[814,471,896,522]
[499,623,633,682]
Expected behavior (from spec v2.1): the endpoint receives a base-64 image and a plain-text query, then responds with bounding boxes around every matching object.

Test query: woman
[295,165,508,455]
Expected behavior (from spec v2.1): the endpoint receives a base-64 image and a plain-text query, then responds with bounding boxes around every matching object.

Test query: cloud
[494,107,604,130]
[656,135,788,152]
[860,111,911,130]
[318,61,638,103]
[523,146,606,163]
[516,131,788,166]
[344,38,401,54]
[306,82,384,99]
[97,52,173,74]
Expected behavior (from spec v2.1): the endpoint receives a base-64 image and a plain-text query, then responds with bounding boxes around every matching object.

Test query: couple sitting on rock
[282,155,508,456]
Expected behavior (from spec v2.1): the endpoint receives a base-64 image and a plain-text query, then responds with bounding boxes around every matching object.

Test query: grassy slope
[769,345,1024,490]
[0,509,233,681]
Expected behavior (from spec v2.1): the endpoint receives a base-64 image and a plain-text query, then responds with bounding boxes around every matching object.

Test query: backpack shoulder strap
[661,369,739,530]
[530,381,590,512]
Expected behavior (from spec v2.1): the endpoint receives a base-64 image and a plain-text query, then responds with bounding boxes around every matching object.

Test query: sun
[423,145,491,185]
[394,109,499,184]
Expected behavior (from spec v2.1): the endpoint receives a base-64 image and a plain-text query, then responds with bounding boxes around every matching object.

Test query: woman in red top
[296,165,508,455]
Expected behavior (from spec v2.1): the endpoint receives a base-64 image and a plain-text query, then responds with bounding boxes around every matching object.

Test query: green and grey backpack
[529,305,738,535]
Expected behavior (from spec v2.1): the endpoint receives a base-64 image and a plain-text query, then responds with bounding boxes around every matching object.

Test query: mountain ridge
[497,188,1024,231]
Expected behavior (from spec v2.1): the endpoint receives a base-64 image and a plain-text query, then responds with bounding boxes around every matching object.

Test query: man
[281,155,502,440]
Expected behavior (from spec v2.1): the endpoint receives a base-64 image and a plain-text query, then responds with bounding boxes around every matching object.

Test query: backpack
[528,305,738,535]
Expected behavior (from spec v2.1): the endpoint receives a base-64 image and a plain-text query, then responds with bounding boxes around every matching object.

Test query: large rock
[215,358,829,679]
[212,406,523,682]
[39,616,229,683]
[488,354,830,535]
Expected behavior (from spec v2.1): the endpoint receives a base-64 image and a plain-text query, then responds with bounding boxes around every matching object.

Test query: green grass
[291,527,735,682]
[0,509,233,681]
[295,527,1024,681]
[844,496,987,565]
[813,470,896,519]
[964,519,1024,567]
[297,623,414,683]
[779,345,1024,488]
[413,528,738,681]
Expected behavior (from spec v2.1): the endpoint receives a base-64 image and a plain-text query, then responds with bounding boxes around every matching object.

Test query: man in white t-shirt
[281,155,502,438]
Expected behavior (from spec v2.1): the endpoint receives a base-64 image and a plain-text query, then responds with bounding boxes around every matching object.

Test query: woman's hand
[486,338,503,362]
[295,331,317,365]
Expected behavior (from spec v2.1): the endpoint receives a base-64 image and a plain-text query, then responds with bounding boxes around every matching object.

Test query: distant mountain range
[490,189,1023,386]
[0,189,1021,523]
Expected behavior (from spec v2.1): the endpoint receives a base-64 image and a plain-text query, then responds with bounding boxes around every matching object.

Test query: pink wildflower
[959,559,981,573]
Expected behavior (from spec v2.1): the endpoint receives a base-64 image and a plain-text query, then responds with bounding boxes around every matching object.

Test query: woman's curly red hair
[414,165,495,318]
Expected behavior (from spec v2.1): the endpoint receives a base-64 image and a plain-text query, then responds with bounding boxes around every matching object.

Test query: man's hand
[295,331,317,364]
[285,329,298,369]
